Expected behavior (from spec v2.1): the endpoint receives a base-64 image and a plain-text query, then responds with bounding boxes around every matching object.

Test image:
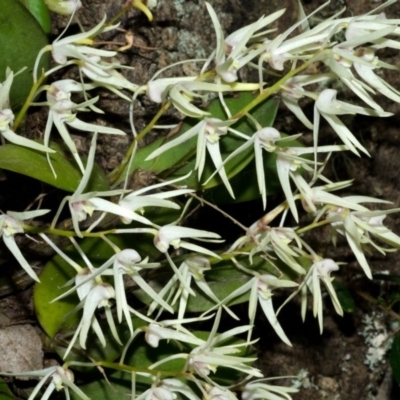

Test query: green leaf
[391,333,400,386]
[332,280,355,313]
[34,232,154,342]
[19,0,51,34]
[115,93,279,186]
[70,369,134,400]
[134,256,277,313]
[202,154,279,204]
[52,319,134,365]
[34,249,81,339]
[203,133,302,204]
[0,0,49,108]
[34,236,127,339]
[0,377,14,400]
[0,144,109,192]
[373,273,400,284]
[70,330,254,400]
[160,95,280,192]
[125,331,254,384]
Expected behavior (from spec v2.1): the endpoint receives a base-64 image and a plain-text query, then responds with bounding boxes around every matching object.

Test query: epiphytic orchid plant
[1,0,400,399]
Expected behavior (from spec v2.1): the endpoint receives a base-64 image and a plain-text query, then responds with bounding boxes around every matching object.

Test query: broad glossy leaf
[19,0,51,34]
[203,133,302,204]
[115,93,279,186]
[123,329,254,385]
[160,95,280,192]
[70,369,134,400]
[69,325,186,399]
[34,236,128,338]
[0,377,13,400]
[52,319,135,366]
[391,333,400,385]
[71,331,254,400]
[135,256,275,313]
[34,232,156,341]
[0,0,49,108]
[373,273,400,284]
[0,144,109,192]
[332,280,355,313]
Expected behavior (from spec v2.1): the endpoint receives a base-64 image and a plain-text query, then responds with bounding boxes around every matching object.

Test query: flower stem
[108,100,171,185]
[13,73,45,131]
[232,55,323,120]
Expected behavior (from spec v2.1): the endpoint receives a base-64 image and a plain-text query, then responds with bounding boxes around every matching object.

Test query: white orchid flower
[116,223,221,296]
[204,126,286,209]
[204,125,344,214]
[150,309,262,380]
[275,144,347,221]
[303,259,343,333]
[256,275,298,345]
[146,76,198,104]
[204,127,306,209]
[61,282,121,357]
[153,225,222,257]
[0,209,50,281]
[326,207,400,279]
[276,258,343,334]
[314,88,392,157]
[147,255,237,320]
[43,80,125,174]
[353,47,400,104]
[317,3,400,110]
[146,76,259,118]
[118,174,194,225]
[44,0,82,16]
[38,235,122,356]
[322,25,397,112]
[345,9,400,50]
[211,269,297,346]
[280,73,334,130]
[205,385,238,400]
[252,227,306,275]
[254,276,297,346]
[242,378,298,400]
[206,2,284,82]
[253,128,297,210]
[100,249,173,335]
[146,118,242,197]
[147,77,213,118]
[143,319,206,348]
[52,133,155,237]
[79,54,138,97]
[258,1,334,78]
[0,70,54,153]
[0,365,89,400]
[135,378,200,400]
[34,15,118,80]
[208,126,279,208]
[35,14,137,97]
[186,317,261,380]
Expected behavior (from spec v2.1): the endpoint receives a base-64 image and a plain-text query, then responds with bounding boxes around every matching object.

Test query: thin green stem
[232,68,300,119]
[108,100,171,185]
[23,225,117,238]
[105,4,131,28]
[295,218,331,235]
[92,361,190,378]
[13,73,46,131]
[232,54,323,120]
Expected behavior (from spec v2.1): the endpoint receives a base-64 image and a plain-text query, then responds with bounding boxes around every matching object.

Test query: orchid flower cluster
[2,0,400,399]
